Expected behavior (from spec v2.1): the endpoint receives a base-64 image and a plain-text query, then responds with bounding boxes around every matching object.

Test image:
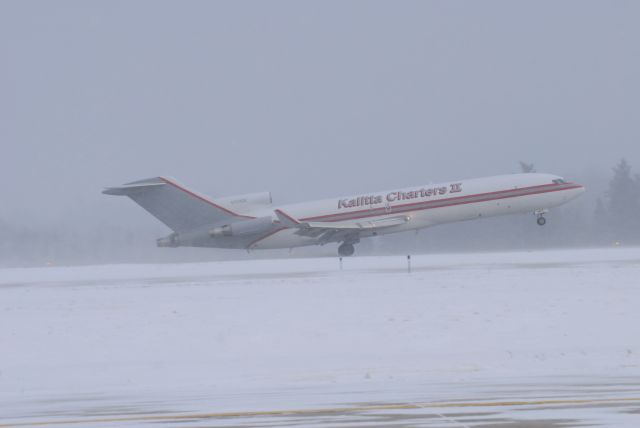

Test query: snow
[1,247,640,426]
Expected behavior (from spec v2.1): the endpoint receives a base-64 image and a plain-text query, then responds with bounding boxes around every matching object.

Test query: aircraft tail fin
[103,177,254,232]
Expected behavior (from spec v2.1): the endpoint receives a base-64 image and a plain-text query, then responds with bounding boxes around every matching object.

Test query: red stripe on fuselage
[299,183,582,223]
[249,182,583,248]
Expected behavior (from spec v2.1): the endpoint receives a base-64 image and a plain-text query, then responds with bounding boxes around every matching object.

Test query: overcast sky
[2,1,639,233]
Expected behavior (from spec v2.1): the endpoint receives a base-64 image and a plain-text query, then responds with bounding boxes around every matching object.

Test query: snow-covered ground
[1,248,640,427]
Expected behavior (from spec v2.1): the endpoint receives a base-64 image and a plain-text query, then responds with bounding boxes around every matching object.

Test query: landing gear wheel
[338,243,355,257]
[537,216,546,226]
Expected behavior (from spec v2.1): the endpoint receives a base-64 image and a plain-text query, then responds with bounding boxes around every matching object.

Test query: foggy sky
[2,1,639,236]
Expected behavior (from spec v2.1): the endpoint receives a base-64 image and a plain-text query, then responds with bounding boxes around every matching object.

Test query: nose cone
[568,183,586,200]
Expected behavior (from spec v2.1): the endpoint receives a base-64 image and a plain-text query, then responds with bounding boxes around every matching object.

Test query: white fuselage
[246,173,584,250]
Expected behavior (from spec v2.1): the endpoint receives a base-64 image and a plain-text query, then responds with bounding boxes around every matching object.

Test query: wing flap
[305,216,410,230]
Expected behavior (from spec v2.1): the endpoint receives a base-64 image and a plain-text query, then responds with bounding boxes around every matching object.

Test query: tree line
[1,159,640,267]
[594,159,640,244]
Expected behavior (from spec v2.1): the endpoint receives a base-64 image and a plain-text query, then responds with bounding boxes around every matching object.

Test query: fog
[2,1,639,266]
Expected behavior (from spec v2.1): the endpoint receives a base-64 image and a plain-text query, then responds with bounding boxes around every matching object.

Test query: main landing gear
[535,209,548,226]
[338,243,355,257]
[338,234,360,257]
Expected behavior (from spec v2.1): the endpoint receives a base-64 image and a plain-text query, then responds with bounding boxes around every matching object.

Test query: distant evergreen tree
[519,161,536,173]
[607,159,640,243]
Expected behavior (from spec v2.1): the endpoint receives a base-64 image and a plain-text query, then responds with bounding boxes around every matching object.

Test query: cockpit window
[552,178,566,184]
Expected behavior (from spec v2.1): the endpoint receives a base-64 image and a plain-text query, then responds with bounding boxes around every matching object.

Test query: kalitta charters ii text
[337,183,463,209]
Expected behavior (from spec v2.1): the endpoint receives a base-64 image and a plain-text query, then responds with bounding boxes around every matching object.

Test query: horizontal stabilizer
[102,181,166,196]
[274,209,300,227]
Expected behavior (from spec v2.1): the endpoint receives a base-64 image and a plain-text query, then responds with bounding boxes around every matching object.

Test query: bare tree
[519,161,536,173]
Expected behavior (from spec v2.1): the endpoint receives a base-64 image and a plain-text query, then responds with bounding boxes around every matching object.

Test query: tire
[537,216,546,226]
[338,243,355,257]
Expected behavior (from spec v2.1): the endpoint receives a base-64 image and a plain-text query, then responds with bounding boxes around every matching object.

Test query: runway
[3,385,640,427]
[1,248,640,426]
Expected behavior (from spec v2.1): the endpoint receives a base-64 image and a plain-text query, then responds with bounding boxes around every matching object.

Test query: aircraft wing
[274,209,410,243]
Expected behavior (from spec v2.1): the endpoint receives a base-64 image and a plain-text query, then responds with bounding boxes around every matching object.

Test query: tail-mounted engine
[209,216,275,237]
[157,216,275,248]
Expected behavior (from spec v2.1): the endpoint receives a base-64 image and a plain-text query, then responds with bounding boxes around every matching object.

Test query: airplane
[103,173,585,257]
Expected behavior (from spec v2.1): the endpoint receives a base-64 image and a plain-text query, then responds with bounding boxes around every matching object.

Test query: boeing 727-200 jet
[103,173,585,256]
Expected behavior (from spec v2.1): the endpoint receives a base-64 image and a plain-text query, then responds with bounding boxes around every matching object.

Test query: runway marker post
[407,255,411,273]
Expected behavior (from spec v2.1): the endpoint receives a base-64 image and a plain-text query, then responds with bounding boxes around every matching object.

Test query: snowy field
[1,248,640,427]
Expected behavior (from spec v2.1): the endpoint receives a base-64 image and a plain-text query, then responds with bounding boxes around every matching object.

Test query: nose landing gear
[534,209,548,226]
